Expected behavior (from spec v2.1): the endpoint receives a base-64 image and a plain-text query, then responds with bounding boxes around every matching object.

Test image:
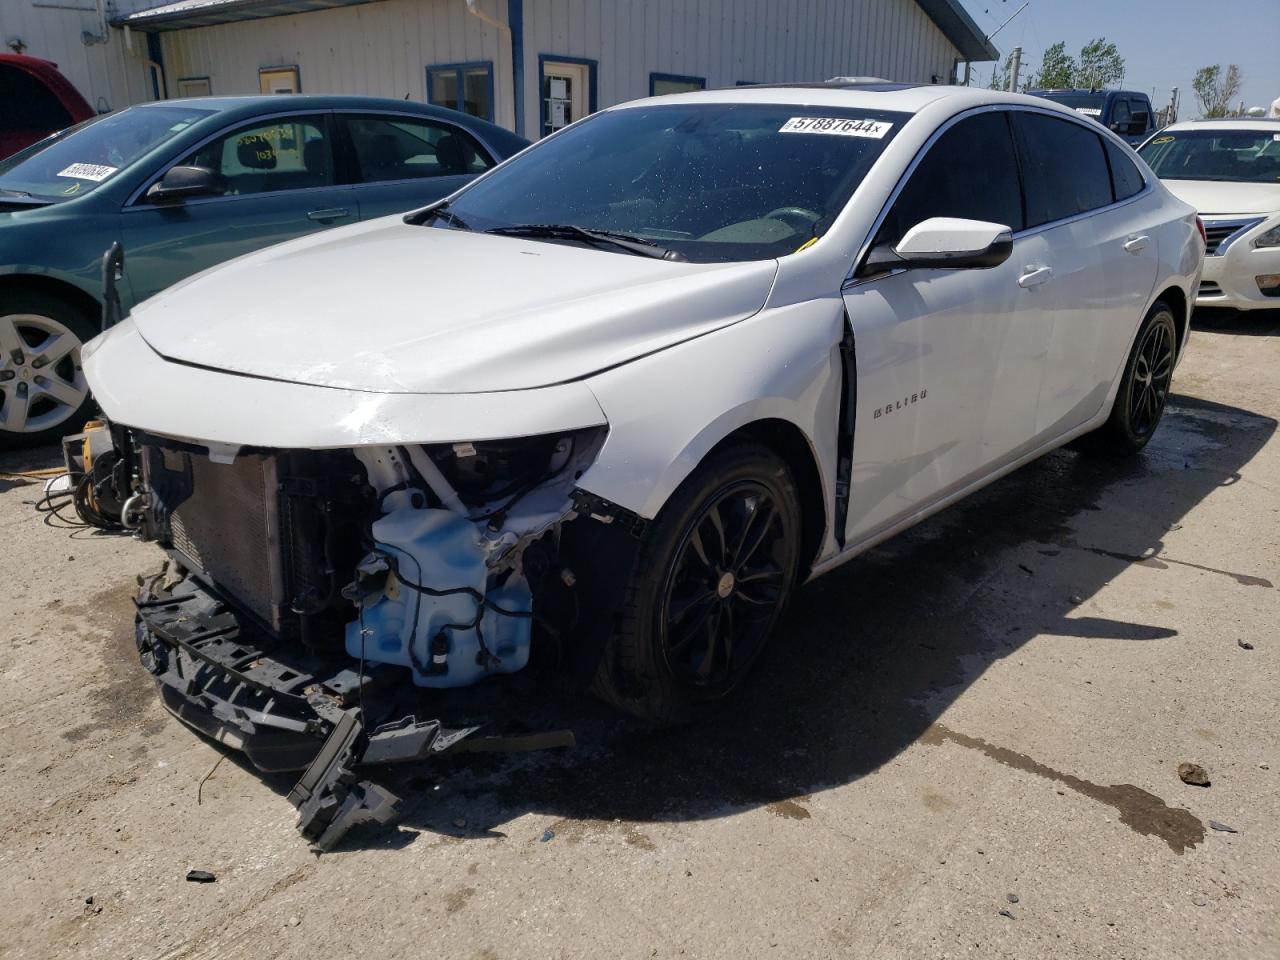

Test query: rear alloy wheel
[0,295,95,449]
[1078,301,1177,456]
[594,443,802,725]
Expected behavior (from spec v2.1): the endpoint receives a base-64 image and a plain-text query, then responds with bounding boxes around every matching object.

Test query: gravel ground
[0,310,1277,960]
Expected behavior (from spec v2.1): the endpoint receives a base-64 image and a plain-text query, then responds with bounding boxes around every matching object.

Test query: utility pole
[1007,46,1022,92]
[1169,87,1179,124]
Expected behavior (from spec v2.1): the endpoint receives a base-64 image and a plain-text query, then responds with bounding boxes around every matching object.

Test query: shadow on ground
[291,392,1269,851]
[131,392,1275,852]
[1192,306,1280,337]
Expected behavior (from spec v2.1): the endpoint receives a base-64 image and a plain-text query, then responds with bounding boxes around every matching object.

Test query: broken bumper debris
[136,574,491,848]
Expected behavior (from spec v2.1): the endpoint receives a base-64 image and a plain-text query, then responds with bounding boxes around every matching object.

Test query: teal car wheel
[0,292,94,448]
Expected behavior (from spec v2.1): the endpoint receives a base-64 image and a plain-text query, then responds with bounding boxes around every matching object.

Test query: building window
[538,55,597,137]
[649,72,706,97]
[176,76,211,98]
[258,66,300,94]
[427,62,494,121]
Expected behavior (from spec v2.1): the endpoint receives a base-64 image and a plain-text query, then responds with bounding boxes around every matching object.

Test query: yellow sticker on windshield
[61,182,81,195]
[1151,136,1175,144]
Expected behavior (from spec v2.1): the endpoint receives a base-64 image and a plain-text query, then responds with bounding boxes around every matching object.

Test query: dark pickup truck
[1028,89,1156,146]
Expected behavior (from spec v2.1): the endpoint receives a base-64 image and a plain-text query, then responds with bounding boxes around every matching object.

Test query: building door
[541,60,590,136]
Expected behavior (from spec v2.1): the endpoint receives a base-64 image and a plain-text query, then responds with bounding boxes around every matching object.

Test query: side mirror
[861,217,1013,275]
[145,165,221,203]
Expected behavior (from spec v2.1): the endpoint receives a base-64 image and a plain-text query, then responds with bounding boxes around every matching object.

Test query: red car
[0,54,95,160]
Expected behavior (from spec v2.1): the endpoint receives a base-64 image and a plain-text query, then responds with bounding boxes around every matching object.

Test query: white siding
[519,0,960,134]
[0,0,156,111]
[158,0,517,130]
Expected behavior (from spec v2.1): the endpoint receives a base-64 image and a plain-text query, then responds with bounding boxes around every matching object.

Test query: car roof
[130,94,489,122]
[1162,117,1280,134]
[612,82,1074,117]
[1028,88,1147,98]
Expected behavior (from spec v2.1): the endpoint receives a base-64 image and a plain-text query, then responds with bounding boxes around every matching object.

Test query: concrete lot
[0,310,1277,960]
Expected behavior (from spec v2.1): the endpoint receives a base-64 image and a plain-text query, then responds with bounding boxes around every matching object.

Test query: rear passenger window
[876,111,1023,246]
[1105,139,1144,201]
[176,116,333,198]
[343,114,493,183]
[1013,113,1112,226]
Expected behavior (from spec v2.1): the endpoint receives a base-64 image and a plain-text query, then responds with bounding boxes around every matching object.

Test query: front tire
[0,291,96,449]
[593,442,802,725]
[1079,301,1177,456]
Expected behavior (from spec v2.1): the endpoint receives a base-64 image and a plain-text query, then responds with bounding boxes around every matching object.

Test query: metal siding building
[101,0,993,136]
[0,0,158,112]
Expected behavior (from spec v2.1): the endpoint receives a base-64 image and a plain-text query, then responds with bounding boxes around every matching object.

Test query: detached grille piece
[168,453,287,631]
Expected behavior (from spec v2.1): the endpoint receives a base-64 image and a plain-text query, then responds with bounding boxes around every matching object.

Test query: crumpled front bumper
[134,571,573,849]
[135,576,348,772]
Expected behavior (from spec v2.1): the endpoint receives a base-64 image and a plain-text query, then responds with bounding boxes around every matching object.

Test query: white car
[1139,118,1280,310]
[83,82,1202,844]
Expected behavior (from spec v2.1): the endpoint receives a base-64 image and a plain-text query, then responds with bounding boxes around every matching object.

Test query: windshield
[1037,93,1107,118]
[431,103,908,263]
[0,105,214,201]
[1139,130,1280,183]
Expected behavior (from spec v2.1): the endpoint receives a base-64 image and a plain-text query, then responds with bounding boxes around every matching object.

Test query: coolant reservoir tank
[345,507,533,687]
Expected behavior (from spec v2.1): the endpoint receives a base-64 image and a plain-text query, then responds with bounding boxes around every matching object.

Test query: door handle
[1017,265,1053,288]
[1124,234,1150,254]
[307,207,349,222]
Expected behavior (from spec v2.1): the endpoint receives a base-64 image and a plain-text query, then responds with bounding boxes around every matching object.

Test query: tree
[1031,41,1074,89]
[1075,38,1125,90]
[1192,64,1243,118]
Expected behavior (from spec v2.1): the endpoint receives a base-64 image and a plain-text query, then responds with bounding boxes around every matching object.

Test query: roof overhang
[914,0,998,62]
[114,0,384,31]
[118,0,998,63]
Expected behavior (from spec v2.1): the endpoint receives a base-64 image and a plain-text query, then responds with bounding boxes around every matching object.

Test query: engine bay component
[345,507,534,687]
[114,423,620,847]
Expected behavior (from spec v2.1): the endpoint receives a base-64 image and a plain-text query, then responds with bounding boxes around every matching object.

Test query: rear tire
[0,290,96,449]
[1076,301,1177,456]
[593,442,802,726]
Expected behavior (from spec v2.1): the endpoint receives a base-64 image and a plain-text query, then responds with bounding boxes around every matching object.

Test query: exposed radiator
[167,453,288,631]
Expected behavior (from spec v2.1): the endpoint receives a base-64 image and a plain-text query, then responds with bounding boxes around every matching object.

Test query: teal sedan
[0,95,527,446]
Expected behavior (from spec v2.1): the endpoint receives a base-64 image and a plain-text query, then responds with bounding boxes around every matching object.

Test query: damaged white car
[83,82,1203,847]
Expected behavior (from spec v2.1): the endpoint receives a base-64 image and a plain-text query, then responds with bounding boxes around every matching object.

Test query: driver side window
[876,111,1024,248]
[173,115,334,198]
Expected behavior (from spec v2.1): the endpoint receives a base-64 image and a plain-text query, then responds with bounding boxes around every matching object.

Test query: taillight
[1196,216,1207,247]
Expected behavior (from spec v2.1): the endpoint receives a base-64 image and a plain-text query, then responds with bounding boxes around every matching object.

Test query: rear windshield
[433,103,909,262]
[1139,130,1280,183]
[1035,93,1107,118]
[0,105,213,201]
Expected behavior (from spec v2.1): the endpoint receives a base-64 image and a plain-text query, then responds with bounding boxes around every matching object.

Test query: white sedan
[1139,118,1280,310]
[83,82,1202,841]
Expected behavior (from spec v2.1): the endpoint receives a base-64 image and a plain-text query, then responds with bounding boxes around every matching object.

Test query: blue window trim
[426,61,495,122]
[508,0,524,137]
[146,31,166,99]
[649,72,706,96]
[537,53,598,138]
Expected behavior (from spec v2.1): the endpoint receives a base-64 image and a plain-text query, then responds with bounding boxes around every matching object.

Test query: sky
[955,0,1280,117]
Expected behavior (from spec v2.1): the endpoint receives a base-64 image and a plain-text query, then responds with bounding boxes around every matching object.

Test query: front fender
[578,297,845,538]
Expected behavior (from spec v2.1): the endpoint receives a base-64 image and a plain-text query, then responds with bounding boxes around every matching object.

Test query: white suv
[83,82,1203,844]
[1139,118,1280,310]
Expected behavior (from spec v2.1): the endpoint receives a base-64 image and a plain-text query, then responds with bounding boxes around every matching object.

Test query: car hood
[130,217,779,394]
[1159,179,1280,216]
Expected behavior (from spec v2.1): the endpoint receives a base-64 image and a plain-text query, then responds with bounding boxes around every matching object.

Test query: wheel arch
[1152,284,1188,358]
[0,272,102,327]
[704,417,828,578]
